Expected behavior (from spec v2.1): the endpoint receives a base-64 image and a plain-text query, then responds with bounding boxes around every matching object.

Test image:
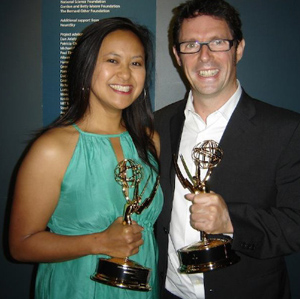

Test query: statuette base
[178,235,240,274]
[91,257,151,292]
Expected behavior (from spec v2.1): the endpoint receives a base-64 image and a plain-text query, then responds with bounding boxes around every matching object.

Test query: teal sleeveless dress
[35,125,163,299]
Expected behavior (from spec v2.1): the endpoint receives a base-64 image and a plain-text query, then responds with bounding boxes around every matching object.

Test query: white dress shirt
[166,82,242,298]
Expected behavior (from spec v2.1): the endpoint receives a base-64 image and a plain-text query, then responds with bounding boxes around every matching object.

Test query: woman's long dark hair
[45,17,158,170]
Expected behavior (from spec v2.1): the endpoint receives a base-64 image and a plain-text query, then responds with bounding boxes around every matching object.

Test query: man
[154,0,300,298]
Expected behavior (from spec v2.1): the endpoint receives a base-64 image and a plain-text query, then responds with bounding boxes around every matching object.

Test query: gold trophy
[91,159,160,291]
[174,140,240,273]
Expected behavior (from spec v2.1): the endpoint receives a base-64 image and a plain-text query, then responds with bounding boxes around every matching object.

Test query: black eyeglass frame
[176,39,235,54]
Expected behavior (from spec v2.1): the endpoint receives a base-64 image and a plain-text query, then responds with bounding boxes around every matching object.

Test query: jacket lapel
[220,91,256,149]
[211,91,258,189]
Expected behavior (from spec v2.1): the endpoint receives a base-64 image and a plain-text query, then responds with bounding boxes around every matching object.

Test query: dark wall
[0,0,41,297]
[1,0,300,298]
[230,0,300,113]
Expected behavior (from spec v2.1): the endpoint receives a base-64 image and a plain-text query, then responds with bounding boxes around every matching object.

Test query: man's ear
[173,46,182,66]
[236,39,245,64]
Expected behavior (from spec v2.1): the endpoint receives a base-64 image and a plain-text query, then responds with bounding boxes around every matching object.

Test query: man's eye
[186,42,197,49]
[212,39,225,45]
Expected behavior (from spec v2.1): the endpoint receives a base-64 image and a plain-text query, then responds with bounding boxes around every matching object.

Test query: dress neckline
[73,124,129,138]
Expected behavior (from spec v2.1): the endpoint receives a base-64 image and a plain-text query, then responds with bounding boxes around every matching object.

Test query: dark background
[1,0,300,298]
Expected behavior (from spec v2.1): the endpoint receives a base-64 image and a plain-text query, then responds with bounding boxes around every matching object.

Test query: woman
[9,17,163,299]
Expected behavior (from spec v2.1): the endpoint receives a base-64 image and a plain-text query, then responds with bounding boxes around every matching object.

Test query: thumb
[184,193,195,201]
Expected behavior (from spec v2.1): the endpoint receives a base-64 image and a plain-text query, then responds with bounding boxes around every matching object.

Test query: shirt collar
[184,80,242,122]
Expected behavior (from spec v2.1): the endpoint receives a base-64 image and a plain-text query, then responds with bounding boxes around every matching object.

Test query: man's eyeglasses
[177,39,235,54]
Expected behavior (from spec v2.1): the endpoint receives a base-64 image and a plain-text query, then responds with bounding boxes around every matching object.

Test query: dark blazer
[154,91,300,299]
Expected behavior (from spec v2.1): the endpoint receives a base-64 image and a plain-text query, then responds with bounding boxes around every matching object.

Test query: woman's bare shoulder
[22,126,79,174]
[34,126,78,152]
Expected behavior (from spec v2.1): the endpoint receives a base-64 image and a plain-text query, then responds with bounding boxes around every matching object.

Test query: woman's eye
[132,61,142,67]
[107,59,117,63]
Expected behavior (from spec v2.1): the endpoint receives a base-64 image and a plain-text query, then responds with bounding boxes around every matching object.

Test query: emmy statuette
[174,140,240,274]
[91,159,160,291]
